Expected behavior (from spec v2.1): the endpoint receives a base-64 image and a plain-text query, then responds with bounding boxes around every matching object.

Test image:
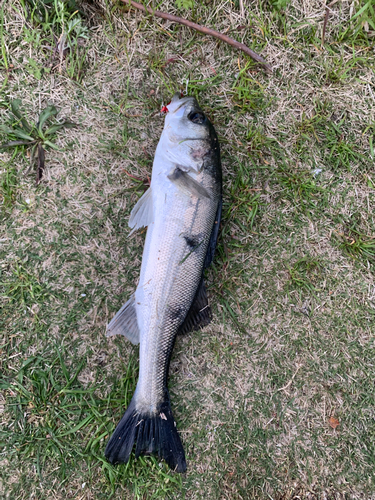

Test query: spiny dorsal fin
[128,187,153,236]
[106,295,140,345]
[204,196,222,268]
[168,167,211,199]
[178,279,212,335]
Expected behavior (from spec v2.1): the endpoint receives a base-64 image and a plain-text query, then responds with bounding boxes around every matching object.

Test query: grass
[0,99,76,183]
[286,256,325,295]
[0,348,181,498]
[0,157,18,211]
[1,0,375,499]
[336,220,375,268]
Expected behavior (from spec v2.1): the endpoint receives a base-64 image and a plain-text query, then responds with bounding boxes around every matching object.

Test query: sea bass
[105,93,222,472]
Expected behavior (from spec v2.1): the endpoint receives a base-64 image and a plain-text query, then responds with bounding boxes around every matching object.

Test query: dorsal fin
[178,198,222,335]
[204,196,222,268]
[178,279,211,335]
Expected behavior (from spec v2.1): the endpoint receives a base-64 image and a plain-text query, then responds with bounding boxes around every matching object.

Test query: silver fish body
[105,93,222,472]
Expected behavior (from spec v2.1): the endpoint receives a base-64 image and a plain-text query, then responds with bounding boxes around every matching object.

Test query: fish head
[162,93,216,171]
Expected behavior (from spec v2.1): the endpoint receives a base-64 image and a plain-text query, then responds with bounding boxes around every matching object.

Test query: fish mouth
[167,92,197,115]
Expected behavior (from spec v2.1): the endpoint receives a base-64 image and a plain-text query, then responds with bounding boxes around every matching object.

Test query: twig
[277,364,302,392]
[322,0,340,45]
[122,169,151,188]
[322,7,329,44]
[121,0,272,74]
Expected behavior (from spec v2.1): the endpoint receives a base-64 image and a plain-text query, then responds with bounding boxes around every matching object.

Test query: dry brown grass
[1,0,375,499]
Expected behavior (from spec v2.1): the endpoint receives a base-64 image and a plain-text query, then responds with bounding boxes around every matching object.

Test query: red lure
[161,92,184,113]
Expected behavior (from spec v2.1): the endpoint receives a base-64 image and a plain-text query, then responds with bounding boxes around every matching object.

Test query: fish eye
[188,111,206,124]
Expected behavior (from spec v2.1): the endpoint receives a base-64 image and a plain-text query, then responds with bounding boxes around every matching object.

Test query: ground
[0,0,375,499]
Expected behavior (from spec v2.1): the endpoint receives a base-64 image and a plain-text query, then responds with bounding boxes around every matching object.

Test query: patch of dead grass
[1,0,375,498]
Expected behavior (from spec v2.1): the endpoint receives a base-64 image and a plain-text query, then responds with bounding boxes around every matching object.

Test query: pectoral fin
[128,188,153,236]
[168,167,211,199]
[106,295,140,345]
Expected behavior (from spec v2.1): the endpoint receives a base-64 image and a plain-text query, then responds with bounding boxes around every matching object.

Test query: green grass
[0,99,76,183]
[232,65,271,113]
[337,226,375,268]
[0,348,182,498]
[273,163,324,213]
[1,0,375,499]
[286,256,325,294]
[0,157,18,212]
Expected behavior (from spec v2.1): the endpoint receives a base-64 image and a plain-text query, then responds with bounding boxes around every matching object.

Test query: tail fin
[105,394,186,473]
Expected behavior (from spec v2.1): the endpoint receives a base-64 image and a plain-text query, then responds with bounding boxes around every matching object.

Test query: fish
[104,93,222,473]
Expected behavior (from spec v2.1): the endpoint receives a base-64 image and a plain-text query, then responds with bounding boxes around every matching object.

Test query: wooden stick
[121,0,272,74]
[322,0,340,45]
[322,7,329,45]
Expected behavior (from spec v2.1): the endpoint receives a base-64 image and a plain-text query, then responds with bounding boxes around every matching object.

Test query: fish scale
[105,93,222,472]
[136,184,218,409]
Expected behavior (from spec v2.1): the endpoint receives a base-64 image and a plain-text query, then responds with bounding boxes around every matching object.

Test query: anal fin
[178,279,212,335]
[106,295,140,345]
